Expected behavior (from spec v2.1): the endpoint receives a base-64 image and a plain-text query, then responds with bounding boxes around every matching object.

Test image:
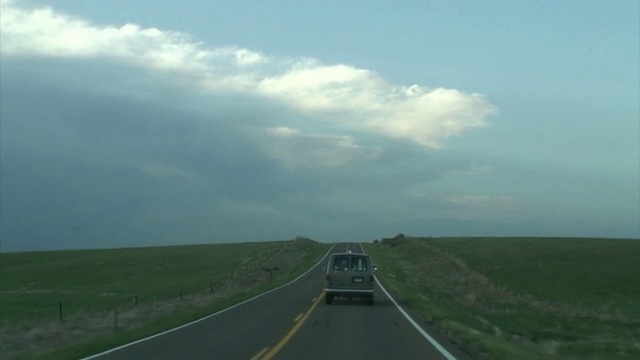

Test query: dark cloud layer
[1,1,638,252]
[0,58,498,251]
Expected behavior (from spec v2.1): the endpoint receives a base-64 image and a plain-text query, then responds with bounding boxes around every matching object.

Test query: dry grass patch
[366,236,640,359]
[399,239,636,323]
[0,238,329,359]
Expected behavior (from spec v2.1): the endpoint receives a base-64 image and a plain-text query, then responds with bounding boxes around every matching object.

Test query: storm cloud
[2,1,637,251]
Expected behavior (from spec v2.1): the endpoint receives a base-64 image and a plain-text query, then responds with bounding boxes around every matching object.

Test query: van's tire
[325,294,333,304]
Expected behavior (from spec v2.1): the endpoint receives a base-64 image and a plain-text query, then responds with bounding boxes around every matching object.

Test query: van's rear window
[332,256,368,272]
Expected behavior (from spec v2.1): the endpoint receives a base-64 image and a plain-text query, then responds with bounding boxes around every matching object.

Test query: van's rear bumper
[325,288,374,296]
[325,288,373,292]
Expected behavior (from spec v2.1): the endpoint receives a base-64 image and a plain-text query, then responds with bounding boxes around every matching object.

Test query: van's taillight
[369,275,374,282]
[326,274,331,281]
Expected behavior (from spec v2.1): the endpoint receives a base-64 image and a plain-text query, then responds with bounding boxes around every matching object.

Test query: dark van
[325,251,375,305]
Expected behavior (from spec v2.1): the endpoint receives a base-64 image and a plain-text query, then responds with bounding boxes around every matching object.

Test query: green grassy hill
[0,238,330,359]
[364,236,640,360]
[3,236,637,359]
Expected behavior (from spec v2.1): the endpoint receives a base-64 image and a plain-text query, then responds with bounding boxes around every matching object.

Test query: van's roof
[331,252,370,257]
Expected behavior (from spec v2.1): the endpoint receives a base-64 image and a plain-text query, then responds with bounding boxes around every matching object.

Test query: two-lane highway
[85,243,471,360]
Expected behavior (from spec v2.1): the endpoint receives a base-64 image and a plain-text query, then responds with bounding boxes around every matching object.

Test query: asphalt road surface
[84,243,472,360]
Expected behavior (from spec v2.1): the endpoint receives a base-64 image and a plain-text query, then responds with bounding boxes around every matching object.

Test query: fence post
[59,302,63,322]
[114,310,118,333]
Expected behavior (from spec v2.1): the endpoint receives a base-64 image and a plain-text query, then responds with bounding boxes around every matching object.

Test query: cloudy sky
[1,0,638,252]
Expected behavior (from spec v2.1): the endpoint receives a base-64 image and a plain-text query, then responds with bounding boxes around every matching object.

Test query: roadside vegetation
[364,235,640,360]
[0,238,330,359]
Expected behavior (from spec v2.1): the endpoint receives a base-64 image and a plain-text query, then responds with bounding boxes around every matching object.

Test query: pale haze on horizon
[1,0,638,252]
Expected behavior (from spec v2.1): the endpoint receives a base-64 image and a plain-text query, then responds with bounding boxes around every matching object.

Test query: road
[85,243,472,360]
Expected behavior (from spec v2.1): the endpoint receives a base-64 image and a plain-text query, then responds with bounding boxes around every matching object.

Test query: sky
[1,0,638,252]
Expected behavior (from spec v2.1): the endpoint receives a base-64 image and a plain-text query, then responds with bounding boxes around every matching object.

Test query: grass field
[0,238,331,359]
[364,236,640,360]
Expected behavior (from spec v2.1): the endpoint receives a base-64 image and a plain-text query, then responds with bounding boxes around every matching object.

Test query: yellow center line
[250,347,270,360]
[258,291,324,360]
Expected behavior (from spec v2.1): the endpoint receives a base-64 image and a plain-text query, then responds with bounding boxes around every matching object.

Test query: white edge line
[80,244,337,360]
[360,242,457,360]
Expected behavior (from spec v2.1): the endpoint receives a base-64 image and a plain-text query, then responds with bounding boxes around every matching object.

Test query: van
[324,252,375,305]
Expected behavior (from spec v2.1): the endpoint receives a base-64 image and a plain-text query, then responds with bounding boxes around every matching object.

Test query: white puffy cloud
[257,62,386,112]
[257,63,496,147]
[0,1,267,79]
[372,87,495,147]
[250,126,381,169]
[0,0,496,151]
